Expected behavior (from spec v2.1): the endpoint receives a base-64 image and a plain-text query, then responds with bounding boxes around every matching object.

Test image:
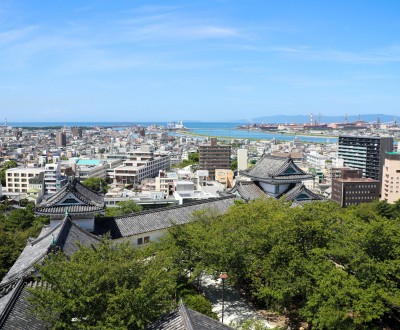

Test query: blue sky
[1,1,400,122]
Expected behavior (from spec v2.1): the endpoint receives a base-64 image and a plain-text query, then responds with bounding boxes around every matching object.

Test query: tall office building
[56,131,67,147]
[338,136,393,185]
[199,138,231,180]
[71,126,83,138]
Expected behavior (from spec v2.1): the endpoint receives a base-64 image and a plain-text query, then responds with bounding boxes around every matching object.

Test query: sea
[9,121,338,144]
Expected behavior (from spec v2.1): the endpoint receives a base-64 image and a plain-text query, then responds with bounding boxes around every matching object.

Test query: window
[144,236,150,243]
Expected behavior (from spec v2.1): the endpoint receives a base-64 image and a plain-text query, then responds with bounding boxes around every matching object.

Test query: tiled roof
[227,181,267,201]
[281,184,324,202]
[1,216,99,284]
[242,155,313,182]
[94,196,236,239]
[0,280,47,330]
[145,302,233,330]
[35,178,104,215]
[36,204,104,215]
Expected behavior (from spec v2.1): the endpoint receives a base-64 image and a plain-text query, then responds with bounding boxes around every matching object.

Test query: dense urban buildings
[199,138,231,180]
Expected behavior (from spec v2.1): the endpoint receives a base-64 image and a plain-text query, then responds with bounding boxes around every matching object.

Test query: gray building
[338,136,393,186]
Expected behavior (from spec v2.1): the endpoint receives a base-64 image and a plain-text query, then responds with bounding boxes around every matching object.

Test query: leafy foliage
[172,152,199,169]
[105,200,143,217]
[157,199,400,329]
[0,160,17,186]
[29,240,178,329]
[82,177,108,193]
[0,203,49,278]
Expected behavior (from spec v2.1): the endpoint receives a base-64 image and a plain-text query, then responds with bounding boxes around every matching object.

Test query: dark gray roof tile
[242,155,313,182]
[0,279,47,330]
[94,196,236,239]
[1,216,99,284]
[145,302,232,330]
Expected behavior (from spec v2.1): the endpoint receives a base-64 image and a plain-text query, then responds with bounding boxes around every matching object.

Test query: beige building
[114,145,170,185]
[215,169,234,188]
[6,167,44,193]
[381,152,400,203]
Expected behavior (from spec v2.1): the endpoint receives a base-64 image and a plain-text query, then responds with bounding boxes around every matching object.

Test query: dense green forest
[0,202,49,279]
[3,198,400,329]
[155,199,400,329]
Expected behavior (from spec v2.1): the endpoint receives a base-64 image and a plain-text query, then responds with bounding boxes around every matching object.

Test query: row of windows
[137,236,150,245]
[7,173,35,177]
[346,196,376,200]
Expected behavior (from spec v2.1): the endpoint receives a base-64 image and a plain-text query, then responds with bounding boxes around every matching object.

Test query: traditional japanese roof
[1,216,100,284]
[94,196,236,239]
[242,155,314,183]
[145,302,233,330]
[227,181,267,201]
[281,183,324,202]
[0,279,47,330]
[35,178,105,215]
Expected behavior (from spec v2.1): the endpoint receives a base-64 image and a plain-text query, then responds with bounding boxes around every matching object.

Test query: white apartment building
[155,171,178,197]
[114,145,170,185]
[6,167,44,193]
[44,162,65,195]
[306,150,329,169]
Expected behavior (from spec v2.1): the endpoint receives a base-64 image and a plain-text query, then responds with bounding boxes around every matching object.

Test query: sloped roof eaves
[1,224,62,284]
[113,197,235,238]
[36,205,105,215]
[234,182,266,201]
[255,174,315,183]
[0,280,47,330]
[243,155,311,180]
[36,179,104,209]
[56,221,100,256]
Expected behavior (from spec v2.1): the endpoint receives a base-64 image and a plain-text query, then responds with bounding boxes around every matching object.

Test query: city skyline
[1,1,400,122]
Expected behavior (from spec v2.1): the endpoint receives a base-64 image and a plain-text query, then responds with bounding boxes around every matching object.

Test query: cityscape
[1,1,400,330]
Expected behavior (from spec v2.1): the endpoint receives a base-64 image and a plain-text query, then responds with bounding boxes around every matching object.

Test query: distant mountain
[252,114,397,124]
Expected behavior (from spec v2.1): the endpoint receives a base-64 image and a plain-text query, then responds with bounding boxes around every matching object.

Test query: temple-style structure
[35,178,105,232]
[229,155,324,204]
[0,181,237,328]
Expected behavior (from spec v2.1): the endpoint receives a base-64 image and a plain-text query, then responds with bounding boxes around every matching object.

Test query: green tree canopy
[0,160,18,186]
[82,177,108,193]
[29,240,178,329]
[105,200,143,217]
[156,198,400,329]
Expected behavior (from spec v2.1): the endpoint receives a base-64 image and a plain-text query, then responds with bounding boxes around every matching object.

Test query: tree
[230,158,238,171]
[0,205,49,278]
[156,199,400,329]
[105,200,143,217]
[0,160,17,186]
[29,240,178,329]
[82,177,108,193]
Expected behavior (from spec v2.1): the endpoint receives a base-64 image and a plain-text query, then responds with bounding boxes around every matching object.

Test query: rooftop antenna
[394,116,398,126]
[344,113,348,124]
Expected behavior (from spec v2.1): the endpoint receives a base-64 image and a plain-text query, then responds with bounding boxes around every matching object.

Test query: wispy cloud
[264,45,400,64]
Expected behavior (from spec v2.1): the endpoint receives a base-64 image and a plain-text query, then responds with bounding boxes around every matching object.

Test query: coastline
[177,129,338,142]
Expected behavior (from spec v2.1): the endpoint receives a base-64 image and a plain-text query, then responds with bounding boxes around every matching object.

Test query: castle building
[229,155,323,204]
